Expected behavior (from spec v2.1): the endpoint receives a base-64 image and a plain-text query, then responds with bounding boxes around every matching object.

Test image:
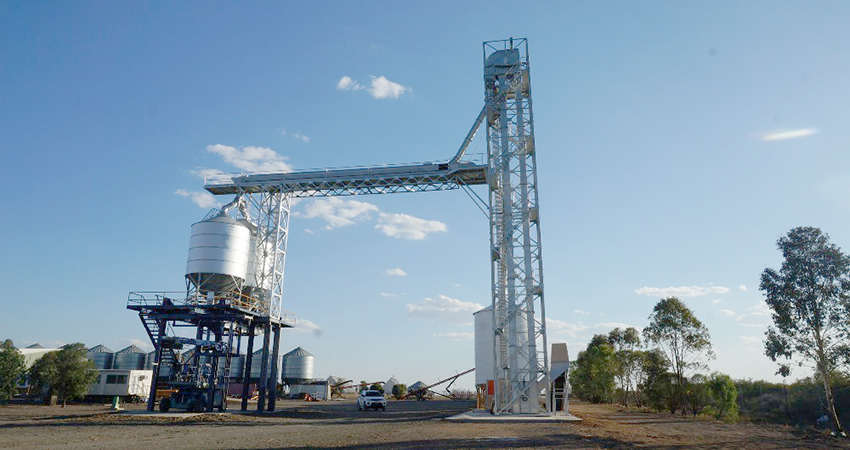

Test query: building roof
[283,347,313,358]
[116,345,146,354]
[87,344,113,353]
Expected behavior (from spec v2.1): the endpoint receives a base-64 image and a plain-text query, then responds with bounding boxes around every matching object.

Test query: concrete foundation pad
[446,410,582,423]
[122,410,213,419]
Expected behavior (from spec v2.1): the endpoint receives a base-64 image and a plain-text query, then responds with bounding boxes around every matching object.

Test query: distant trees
[369,383,384,394]
[608,327,641,405]
[29,344,97,407]
[761,226,850,434]
[0,340,25,400]
[569,334,616,403]
[391,383,407,399]
[643,297,714,413]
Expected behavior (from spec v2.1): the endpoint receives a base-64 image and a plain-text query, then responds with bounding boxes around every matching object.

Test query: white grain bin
[473,306,495,385]
[185,211,251,293]
[113,345,146,370]
[281,347,314,384]
[384,376,399,395]
[87,344,114,370]
[249,349,282,381]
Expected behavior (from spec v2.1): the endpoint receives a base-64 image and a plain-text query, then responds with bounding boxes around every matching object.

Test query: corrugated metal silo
[113,345,146,370]
[474,306,495,385]
[87,344,114,370]
[185,212,251,293]
[281,347,314,384]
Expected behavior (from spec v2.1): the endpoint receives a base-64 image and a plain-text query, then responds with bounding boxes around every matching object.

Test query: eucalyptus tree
[761,226,850,434]
[608,327,641,405]
[0,340,25,400]
[643,297,714,412]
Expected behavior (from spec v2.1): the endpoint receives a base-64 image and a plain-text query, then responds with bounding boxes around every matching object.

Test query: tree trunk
[819,364,844,434]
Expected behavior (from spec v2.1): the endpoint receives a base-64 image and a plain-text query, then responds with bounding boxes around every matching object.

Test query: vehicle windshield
[365,391,382,397]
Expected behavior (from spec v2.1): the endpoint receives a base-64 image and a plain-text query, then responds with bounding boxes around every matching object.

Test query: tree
[685,373,710,417]
[706,372,738,421]
[643,297,714,413]
[569,334,617,403]
[639,348,673,412]
[29,344,97,407]
[391,383,407,400]
[609,327,641,405]
[369,383,384,394]
[760,226,850,434]
[0,340,25,400]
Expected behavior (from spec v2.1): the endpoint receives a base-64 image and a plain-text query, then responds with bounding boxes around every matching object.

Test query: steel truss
[484,38,548,414]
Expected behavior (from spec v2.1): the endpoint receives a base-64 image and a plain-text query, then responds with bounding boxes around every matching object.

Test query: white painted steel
[185,212,251,292]
[281,347,314,383]
[474,306,495,385]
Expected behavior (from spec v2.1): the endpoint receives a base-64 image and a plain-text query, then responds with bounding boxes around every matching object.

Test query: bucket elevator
[130,38,559,415]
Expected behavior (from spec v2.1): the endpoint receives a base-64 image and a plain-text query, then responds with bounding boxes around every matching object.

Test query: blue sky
[3,1,850,390]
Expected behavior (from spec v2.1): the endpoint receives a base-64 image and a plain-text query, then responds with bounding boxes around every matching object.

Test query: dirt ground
[1,398,848,449]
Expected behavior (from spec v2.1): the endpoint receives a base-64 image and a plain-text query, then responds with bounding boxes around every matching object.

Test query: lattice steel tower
[484,38,548,414]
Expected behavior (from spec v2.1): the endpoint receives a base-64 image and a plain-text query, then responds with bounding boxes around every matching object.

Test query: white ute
[357,390,387,411]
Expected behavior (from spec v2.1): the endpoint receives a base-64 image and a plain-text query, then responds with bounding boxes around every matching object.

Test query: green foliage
[29,344,97,407]
[0,341,25,400]
[643,297,714,412]
[686,374,711,417]
[391,383,407,400]
[706,372,738,421]
[760,227,850,433]
[638,348,673,412]
[609,327,642,405]
[569,334,616,403]
[369,383,384,393]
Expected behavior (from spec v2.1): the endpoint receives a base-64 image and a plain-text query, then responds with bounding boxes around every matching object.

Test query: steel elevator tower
[484,38,548,414]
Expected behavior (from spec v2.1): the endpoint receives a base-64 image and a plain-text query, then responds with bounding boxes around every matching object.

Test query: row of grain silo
[85,344,314,382]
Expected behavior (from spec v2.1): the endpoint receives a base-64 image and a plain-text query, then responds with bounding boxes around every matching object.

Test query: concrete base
[446,409,582,423]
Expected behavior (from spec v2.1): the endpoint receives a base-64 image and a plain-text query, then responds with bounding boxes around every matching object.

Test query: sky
[3,1,850,391]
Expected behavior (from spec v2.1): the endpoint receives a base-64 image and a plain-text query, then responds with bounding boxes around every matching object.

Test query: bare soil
[1,398,847,449]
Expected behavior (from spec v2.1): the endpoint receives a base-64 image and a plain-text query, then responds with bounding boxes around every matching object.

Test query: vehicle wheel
[191,399,204,412]
[159,398,171,412]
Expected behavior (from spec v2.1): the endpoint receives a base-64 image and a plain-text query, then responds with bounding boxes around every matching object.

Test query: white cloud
[546,318,589,338]
[573,309,590,315]
[739,285,748,291]
[718,309,737,317]
[337,76,364,91]
[175,189,222,209]
[406,295,485,325]
[337,75,410,99]
[384,268,407,277]
[381,292,401,298]
[376,212,447,240]
[595,322,634,331]
[433,332,473,340]
[301,198,380,229]
[635,285,730,298]
[292,318,323,336]
[758,128,818,141]
[368,76,410,99]
[712,299,723,304]
[190,167,227,180]
[206,144,292,173]
[292,133,310,144]
[740,336,762,345]
[737,301,771,327]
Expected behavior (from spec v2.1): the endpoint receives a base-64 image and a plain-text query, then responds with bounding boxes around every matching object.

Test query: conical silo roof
[116,344,146,354]
[283,347,313,357]
[88,344,114,353]
[26,343,45,349]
